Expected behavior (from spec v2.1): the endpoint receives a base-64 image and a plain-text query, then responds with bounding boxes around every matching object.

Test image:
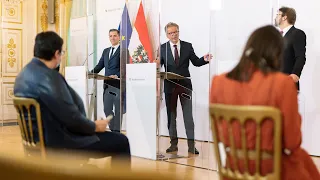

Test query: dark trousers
[165,86,195,148]
[103,85,121,132]
[79,132,131,165]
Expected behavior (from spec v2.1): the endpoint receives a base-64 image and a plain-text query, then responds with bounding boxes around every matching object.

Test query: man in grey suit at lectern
[157,22,212,154]
[90,29,122,132]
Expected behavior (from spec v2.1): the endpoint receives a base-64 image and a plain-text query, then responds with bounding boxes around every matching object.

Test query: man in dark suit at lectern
[91,29,122,132]
[275,7,306,91]
[157,22,212,154]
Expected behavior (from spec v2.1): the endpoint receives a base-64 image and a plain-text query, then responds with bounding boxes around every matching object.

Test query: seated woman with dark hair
[210,25,319,179]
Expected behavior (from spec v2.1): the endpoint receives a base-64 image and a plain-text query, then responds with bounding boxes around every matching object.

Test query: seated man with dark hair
[14,31,131,164]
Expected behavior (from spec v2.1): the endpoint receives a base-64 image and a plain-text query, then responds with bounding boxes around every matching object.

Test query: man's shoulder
[103,47,110,52]
[14,61,50,95]
[180,40,191,45]
[161,42,168,48]
[292,27,306,37]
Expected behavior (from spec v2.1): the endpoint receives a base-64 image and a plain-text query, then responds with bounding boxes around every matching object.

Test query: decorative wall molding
[40,0,48,31]
[2,0,22,24]
[0,0,36,123]
[2,28,22,77]
[3,0,23,5]
[2,82,14,105]
[55,0,59,32]
[7,38,16,68]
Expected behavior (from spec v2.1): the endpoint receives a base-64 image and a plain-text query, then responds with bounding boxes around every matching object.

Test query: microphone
[82,51,95,67]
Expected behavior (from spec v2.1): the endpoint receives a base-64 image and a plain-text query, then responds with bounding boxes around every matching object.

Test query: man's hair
[109,29,120,35]
[164,22,179,33]
[279,7,296,25]
[34,31,63,61]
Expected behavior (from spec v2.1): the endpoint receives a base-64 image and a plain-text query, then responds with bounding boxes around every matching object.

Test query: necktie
[173,45,179,65]
[110,47,114,59]
[280,31,284,36]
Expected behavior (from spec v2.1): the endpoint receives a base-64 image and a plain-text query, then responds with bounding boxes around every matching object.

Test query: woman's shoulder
[212,72,228,82]
[269,72,294,83]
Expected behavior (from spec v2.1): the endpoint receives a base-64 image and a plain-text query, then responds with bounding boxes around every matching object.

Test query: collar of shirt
[111,44,120,50]
[282,25,293,36]
[169,40,180,57]
[169,40,180,49]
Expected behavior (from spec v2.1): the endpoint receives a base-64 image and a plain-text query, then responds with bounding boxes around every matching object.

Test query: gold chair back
[210,104,282,180]
[13,97,46,159]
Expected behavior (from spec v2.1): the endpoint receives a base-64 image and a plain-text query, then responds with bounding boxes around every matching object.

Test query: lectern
[87,73,120,121]
[156,71,191,160]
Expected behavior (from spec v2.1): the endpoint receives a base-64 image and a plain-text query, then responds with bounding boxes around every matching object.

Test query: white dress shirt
[109,44,120,58]
[169,40,181,58]
[281,25,293,37]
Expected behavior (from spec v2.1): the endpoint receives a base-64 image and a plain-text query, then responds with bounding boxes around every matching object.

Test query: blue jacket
[14,58,99,149]
[91,47,121,89]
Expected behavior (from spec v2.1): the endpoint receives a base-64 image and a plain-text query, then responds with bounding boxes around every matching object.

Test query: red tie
[173,45,179,65]
[280,31,283,35]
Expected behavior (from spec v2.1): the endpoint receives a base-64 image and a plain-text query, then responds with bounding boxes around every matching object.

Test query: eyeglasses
[167,31,179,35]
[60,50,65,55]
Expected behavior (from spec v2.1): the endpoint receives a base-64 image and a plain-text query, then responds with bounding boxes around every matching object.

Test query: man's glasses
[167,31,179,35]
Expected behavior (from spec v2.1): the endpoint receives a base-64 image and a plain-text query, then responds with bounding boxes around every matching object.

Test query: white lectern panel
[126,63,157,160]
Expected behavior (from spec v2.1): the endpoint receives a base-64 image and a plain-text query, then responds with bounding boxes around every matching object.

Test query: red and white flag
[128,1,153,64]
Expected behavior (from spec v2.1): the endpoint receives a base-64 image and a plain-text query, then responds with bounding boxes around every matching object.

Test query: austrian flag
[128,1,153,64]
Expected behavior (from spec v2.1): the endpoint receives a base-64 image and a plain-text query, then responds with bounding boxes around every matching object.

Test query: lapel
[105,47,110,67]
[109,46,120,62]
[165,42,176,66]
[283,26,295,49]
[179,41,185,66]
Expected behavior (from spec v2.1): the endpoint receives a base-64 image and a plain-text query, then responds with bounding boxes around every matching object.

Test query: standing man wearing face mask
[275,7,306,91]
[90,29,122,132]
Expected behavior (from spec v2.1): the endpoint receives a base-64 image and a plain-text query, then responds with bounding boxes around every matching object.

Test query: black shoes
[188,147,199,154]
[166,146,178,153]
[166,146,200,155]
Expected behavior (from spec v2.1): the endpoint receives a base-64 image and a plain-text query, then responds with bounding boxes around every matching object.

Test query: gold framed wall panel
[2,1,23,24]
[0,79,15,121]
[1,28,22,77]
[1,82,14,105]
[0,0,37,123]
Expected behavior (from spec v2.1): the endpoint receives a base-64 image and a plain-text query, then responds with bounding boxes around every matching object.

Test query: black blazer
[14,58,98,149]
[282,26,306,90]
[91,47,121,89]
[160,41,208,93]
